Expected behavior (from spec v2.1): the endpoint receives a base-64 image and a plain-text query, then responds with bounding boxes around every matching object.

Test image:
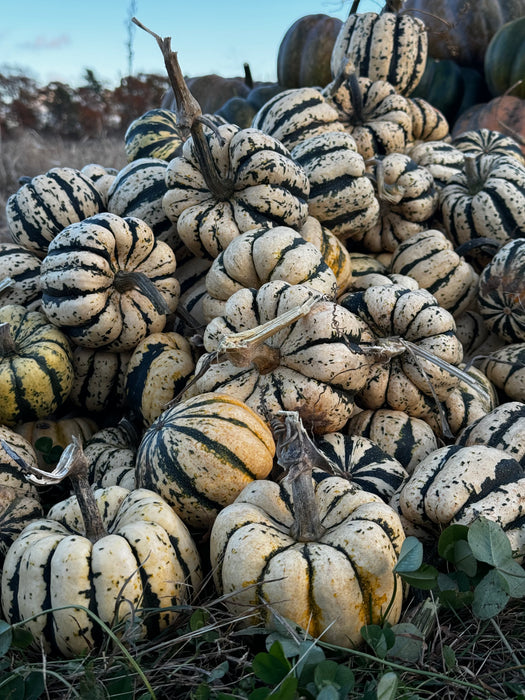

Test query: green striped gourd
[0,305,74,426]
[174,256,212,332]
[290,131,380,240]
[124,331,195,427]
[136,392,276,530]
[452,128,525,166]
[80,164,118,208]
[85,420,139,490]
[0,486,43,567]
[162,124,311,260]
[407,140,465,189]
[6,167,105,258]
[0,242,41,309]
[124,108,183,162]
[477,238,525,343]
[397,444,525,559]
[313,432,408,501]
[456,401,525,467]
[346,408,438,474]
[69,347,131,414]
[40,213,180,352]
[330,10,428,96]
[202,224,337,322]
[439,155,525,249]
[389,228,479,316]
[407,96,450,142]
[0,426,40,497]
[299,216,353,296]
[1,472,202,657]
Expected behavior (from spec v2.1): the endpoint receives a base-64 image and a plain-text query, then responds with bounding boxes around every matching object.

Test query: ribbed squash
[397,444,525,559]
[210,412,405,648]
[85,420,139,490]
[330,9,428,95]
[346,408,438,474]
[0,486,43,567]
[0,440,203,658]
[162,124,310,260]
[0,426,40,497]
[479,343,525,402]
[6,167,105,258]
[0,305,74,426]
[80,164,118,208]
[452,128,525,166]
[0,242,41,309]
[124,331,195,427]
[136,392,276,530]
[407,96,450,142]
[407,140,465,190]
[456,401,525,467]
[477,238,525,343]
[201,224,338,322]
[484,16,525,99]
[299,216,353,296]
[69,346,131,414]
[389,228,479,316]
[124,108,183,162]
[290,131,380,239]
[40,213,180,352]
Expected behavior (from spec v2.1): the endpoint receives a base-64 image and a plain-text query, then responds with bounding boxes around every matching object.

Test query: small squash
[0,242,41,309]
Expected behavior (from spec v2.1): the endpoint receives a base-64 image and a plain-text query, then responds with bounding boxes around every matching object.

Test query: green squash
[484,17,525,98]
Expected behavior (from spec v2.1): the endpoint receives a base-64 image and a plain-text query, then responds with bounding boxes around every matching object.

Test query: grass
[0,128,128,244]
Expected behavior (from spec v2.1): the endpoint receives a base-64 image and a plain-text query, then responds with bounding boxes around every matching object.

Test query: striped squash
[69,346,131,414]
[0,242,41,309]
[479,343,525,402]
[389,228,479,316]
[162,124,310,260]
[330,10,428,96]
[299,216,353,296]
[136,392,276,529]
[85,420,139,490]
[456,401,525,467]
[397,444,525,559]
[313,432,409,501]
[477,238,525,343]
[252,87,346,152]
[202,224,338,322]
[290,131,380,240]
[452,128,525,166]
[0,486,43,566]
[1,481,202,657]
[210,467,405,648]
[189,280,378,435]
[124,108,183,162]
[439,155,525,249]
[407,96,450,142]
[6,167,105,258]
[124,331,195,427]
[80,164,118,208]
[174,256,212,332]
[0,426,40,497]
[40,213,180,352]
[407,140,465,190]
[107,157,183,254]
[0,305,74,426]
[346,408,438,474]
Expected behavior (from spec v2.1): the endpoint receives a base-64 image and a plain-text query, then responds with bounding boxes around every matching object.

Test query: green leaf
[23,671,46,700]
[361,625,395,659]
[442,644,457,671]
[438,523,469,562]
[386,623,424,663]
[294,641,326,679]
[11,627,33,650]
[398,563,439,590]
[394,536,423,573]
[472,569,510,619]
[252,642,291,684]
[317,687,339,700]
[468,517,513,567]
[0,621,13,656]
[249,689,271,700]
[376,672,398,700]
[0,674,25,699]
[34,436,53,454]
[209,661,229,682]
[496,558,525,598]
[453,539,478,577]
[269,675,298,700]
[438,587,474,610]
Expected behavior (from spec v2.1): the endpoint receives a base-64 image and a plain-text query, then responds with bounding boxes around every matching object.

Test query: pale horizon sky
[2,0,380,89]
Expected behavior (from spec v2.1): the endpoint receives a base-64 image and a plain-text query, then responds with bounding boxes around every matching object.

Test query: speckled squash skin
[210,472,406,648]
[0,426,40,497]
[0,486,203,657]
[84,420,139,490]
[39,213,180,352]
[124,108,183,163]
[479,343,525,402]
[0,486,43,566]
[0,305,74,426]
[397,444,525,558]
[0,242,42,309]
[136,392,276,530]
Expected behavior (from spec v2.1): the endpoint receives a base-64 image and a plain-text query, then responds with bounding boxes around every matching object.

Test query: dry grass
[0,129,128,243]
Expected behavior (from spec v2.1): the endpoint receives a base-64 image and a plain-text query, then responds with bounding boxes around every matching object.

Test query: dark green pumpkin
[277,14,343,89]
[484,17,525,99]
[411,57,491,125]
[215,83,284,128]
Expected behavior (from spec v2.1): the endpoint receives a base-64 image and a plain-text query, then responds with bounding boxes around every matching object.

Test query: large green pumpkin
[484,17,525,98]
[277,14,343,89]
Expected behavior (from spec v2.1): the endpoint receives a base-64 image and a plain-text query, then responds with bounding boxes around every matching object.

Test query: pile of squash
[1,0,525,659]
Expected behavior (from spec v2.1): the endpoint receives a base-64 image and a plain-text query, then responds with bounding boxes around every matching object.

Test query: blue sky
[2,0,379,88]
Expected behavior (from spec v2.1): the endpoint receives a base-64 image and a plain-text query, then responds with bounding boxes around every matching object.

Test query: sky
[1,0,379,89]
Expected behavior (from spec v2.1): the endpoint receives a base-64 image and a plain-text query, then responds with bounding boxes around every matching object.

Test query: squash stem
[113,270,170,315]
[273,411,327,542]
[0,322,17,357]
